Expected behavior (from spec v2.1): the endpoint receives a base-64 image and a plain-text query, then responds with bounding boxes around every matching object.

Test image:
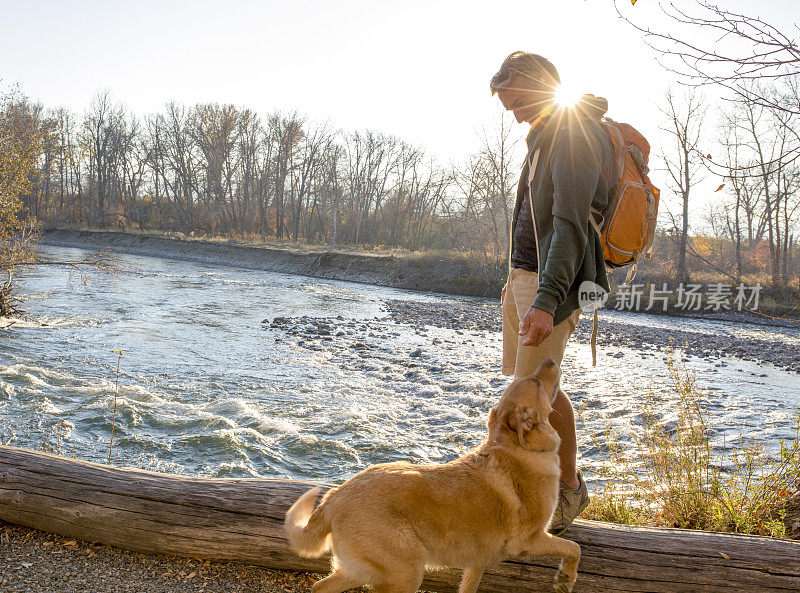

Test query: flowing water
[1,245,798,484]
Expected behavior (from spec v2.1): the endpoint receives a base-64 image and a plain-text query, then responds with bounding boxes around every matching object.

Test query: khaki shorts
[502,267,582,378]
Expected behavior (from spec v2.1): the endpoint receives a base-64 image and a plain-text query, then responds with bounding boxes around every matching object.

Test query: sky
[1,0,799,226]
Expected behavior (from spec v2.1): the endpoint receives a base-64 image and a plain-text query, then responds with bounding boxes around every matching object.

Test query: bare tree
[660,89,706,282]
[478,113,518,263]
[290,122,331,241]
[621,1,800,109]
[81,91,118,223]
[321,140,343,249]
[157,103,201,232]
[50,108,82,223]
[738,92,791,286]
[621,0,800,173]
[441,115,519,285]
[717,109,757,279]
[343,130,398,247]
[267,112,304,240]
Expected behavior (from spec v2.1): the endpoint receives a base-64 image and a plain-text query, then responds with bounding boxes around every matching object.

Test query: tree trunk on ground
[1,446,799,593]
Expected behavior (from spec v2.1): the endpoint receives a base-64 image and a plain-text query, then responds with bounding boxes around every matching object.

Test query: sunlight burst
[555,84,582,107]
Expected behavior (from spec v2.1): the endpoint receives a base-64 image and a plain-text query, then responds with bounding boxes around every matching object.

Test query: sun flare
[555,84,582,107]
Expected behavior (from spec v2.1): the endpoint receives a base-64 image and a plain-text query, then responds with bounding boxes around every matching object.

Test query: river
[1,245,798,484]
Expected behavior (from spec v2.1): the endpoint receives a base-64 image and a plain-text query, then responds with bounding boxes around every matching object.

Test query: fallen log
[1,445,798,592]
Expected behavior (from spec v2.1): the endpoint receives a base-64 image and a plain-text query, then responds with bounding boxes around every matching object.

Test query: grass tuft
[583,350,800,538]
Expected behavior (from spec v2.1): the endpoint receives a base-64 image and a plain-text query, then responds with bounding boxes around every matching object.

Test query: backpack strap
[644,190,657,259]
[604,122,626,180]
[526,148,542,273]
[623,260,639,285]
[588,125,624,368]
[590,206,605,237]
[591,308,599,367]
[509,145,542,273]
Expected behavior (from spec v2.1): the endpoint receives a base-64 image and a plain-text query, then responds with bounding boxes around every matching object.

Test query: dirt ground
[0,520,323,593]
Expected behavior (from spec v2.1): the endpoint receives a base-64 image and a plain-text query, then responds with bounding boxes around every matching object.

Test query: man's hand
[501,285,507,304]
[519,307,554,346]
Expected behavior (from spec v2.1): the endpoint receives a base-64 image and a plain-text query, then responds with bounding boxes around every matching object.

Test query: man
[490,51,616,535]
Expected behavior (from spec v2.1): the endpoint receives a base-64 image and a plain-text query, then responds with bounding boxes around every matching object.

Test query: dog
[284,359,581,593]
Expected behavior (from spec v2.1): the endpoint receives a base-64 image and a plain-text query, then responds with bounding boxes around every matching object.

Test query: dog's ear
[487,405,505,443]
[507,406,541,448]
[488,403,517,444]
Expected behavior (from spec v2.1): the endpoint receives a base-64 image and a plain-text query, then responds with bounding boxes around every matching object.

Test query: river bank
[40,228,495,297]
[40,228,800,327]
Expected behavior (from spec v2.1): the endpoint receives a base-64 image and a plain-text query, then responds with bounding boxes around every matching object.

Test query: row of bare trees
[23,91,506,257]
[713,89,800,287]
[659,86,800,287]
[15,81,800,290]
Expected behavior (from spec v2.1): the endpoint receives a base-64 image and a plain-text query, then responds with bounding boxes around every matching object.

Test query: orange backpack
[591,118,660,279]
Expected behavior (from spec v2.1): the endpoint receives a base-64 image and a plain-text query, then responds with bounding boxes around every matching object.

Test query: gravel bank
[384,299,800,373]
[0,521,321,593]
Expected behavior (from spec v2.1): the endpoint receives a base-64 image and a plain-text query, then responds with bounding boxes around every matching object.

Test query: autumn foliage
[0,90,43,275]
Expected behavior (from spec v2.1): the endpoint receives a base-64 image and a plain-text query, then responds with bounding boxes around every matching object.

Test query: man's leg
[541,310,588,536]
[550,388,579,489]
[517,302,582,487]
[501,268,521,376]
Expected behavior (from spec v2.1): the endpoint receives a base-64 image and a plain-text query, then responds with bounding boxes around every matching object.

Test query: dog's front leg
[312,570,360,593]
[458,566,485,593]
[520,533,580,593]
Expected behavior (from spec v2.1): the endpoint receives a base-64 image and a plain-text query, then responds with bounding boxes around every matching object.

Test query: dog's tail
[284,486,332,558]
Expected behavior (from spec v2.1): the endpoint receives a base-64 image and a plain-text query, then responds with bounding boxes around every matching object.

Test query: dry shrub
[584,351,800,538]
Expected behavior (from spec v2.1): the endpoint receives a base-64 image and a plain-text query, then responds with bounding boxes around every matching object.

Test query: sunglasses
[492,68,556,95]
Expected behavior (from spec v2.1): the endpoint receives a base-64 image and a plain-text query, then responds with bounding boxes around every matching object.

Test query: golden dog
[284,359,580,593]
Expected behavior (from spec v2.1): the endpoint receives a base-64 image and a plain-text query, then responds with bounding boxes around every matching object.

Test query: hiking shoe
[549,470,590,536]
